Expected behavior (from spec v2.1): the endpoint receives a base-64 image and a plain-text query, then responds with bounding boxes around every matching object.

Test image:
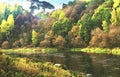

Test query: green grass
[0,48,57,54]
[0,47,120,56]
[70,47,120,55]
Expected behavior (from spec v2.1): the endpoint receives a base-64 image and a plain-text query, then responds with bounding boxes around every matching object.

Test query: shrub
[40,40,51,47]
[12,40,21,48]
[71,36,87,48]
[53,35,66,50]
[89,28,109,48]
[108,25,120,47]
[1,41,9,49]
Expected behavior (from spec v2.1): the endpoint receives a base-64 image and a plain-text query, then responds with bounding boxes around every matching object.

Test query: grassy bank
[0,47,120,55]
[0,53,86,77]
[0,48,57,54]
[70,47,120,55]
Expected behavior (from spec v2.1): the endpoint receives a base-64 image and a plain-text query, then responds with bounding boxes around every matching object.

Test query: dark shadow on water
[64,52,93,74]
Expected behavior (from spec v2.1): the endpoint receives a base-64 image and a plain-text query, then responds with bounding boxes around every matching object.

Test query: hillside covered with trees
[0,0,120,50]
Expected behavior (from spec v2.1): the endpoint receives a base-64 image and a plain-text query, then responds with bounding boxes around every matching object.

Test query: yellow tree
[0,19,8,33]
[113,0,120,8]
[111,8,117,25]
[7,14,14,27]
[51,10,65,20]
[0,14,14,42]
[0,14,14,32]
[110,0,120,26]
[32,30,39,46]
[102,20,109,32]
[111,7,120,26]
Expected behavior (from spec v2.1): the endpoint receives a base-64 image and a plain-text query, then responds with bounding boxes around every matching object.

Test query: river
[7,52,120,77]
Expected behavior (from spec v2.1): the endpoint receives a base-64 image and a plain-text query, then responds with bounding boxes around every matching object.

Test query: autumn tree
[51,10,66,20]
[64,1,86,22]
[32,30,39,46]
[1,41,9,49]
[67,25,79,47]
[109,0,120,26]
[102,20,109,32]
[71,36,87,48]
[110,7,120,26]
[53,35,66,51]
[89,28,109,48]
[108,25,120,47]
[0,14,14,43]
[113,0,120,8]
[43,17,56,31]
[40,40,51,48]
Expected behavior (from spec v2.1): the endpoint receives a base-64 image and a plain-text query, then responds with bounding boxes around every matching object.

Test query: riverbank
[70,47,120,56]
[0,53,87,77]
[0,47,120,55]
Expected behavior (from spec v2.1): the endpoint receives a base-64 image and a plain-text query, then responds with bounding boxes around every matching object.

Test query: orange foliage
[40,39,51,47]
[1,41,9,49]
[108,25,120,47]
[53,35,66,50]
[71,36,87,48]
[44,17,56,31]
[64,2,85,22]
[89,28,109,48]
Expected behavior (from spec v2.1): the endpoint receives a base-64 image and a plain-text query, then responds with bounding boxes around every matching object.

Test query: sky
[0,0,74,15]
[0,0,74,6]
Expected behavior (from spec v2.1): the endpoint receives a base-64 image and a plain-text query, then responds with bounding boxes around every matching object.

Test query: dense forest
[0,0,120,50]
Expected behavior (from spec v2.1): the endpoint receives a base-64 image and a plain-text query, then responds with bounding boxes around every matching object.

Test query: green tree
[13,5,23,18]
[77,13,93,43]
[52,17,71,37]
[92,4,111,29]
[0,7,11,24]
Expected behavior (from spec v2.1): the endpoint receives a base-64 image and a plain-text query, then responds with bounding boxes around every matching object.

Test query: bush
[108,25,120,47]
[40,40,51,47]
[71,36,87,48]
[53,35,66,50]
[1,41,9,49]
[12,40,21,48]
[89,28,109,48]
